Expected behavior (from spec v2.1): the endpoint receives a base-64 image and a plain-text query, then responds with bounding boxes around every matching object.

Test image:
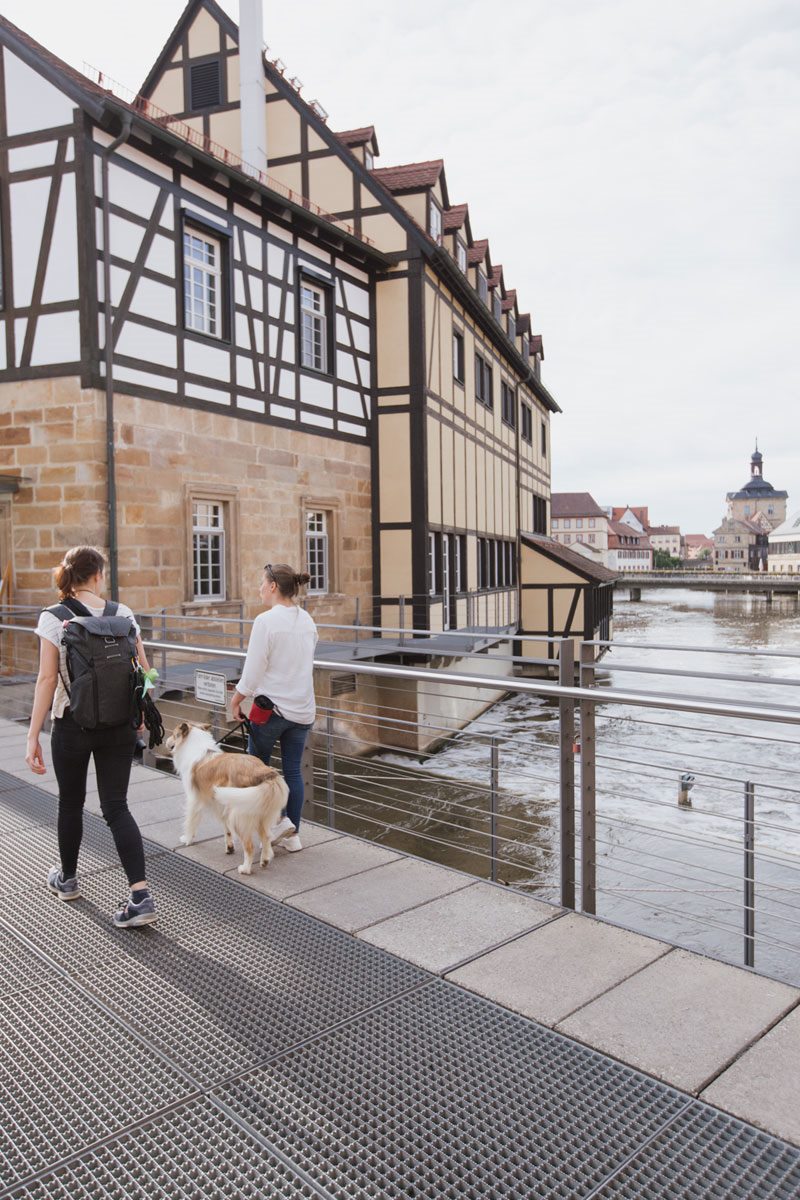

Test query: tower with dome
[713,445,788,572]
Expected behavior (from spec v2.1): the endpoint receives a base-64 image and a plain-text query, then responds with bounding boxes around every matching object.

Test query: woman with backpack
[25,545,157,927]
[230,563,318,852]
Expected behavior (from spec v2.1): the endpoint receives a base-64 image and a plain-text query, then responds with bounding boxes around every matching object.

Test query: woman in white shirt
[231,563,318,852]
[25,545,157,927]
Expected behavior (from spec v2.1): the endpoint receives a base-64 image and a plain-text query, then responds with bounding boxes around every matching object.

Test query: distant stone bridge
[615,571,800,600]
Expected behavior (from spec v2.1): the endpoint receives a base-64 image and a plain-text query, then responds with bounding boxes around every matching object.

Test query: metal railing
[1,618,799,986]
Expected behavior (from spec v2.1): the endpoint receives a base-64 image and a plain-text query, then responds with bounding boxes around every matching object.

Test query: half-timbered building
[0,0,613,674]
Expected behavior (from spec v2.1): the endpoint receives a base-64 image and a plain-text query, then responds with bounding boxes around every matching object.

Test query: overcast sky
[5,0,798,533]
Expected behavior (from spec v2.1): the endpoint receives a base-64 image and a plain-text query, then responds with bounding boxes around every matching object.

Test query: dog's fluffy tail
[213,783,272,810]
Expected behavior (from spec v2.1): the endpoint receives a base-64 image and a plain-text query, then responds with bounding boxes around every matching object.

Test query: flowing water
[333,589,800,984]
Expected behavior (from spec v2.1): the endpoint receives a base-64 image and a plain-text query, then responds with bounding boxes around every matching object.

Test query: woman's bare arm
[26,639,59,774]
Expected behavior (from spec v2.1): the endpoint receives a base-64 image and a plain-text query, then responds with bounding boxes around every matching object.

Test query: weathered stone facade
[0,378,372,620]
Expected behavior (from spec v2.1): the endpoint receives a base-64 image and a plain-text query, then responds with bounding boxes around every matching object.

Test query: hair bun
[294,572,311,587]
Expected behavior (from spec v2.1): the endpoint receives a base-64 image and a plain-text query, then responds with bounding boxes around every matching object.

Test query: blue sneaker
[113,892,157,929]
[47,866,81,901]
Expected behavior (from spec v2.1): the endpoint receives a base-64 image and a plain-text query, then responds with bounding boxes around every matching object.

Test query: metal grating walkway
[1,769,799,1199]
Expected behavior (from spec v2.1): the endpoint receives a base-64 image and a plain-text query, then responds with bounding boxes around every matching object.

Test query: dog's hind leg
[224,821,234,854]
[238,835,255,875]
[179,793,202,846]
[259,821,274,869]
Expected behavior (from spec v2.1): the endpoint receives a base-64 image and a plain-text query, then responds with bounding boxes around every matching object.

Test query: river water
[336,589,800,984]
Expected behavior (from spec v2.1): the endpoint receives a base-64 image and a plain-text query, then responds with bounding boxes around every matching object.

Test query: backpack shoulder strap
[47,603,75,622]
[103,600,119,617]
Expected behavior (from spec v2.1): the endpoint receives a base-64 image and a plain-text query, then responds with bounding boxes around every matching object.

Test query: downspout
[100,112,133,600]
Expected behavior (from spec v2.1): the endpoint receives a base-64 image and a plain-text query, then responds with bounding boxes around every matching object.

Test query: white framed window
[429,199,442,243]
[183,227,223,338]
[306,510,329,593]
[589,518,596,529]
[492,291,502,321]
[192,500,226,600]
[300,280,328,373]
[428,532,438,596]
[576,518,583,529]
[364,147,374,171]
[552,519,559,530]
[477,270,488,302]
[454,534,466,592]
[456,240,467,273]
[452,329,465,383]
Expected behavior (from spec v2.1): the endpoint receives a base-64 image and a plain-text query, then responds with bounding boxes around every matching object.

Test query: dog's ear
[175,721,189,736]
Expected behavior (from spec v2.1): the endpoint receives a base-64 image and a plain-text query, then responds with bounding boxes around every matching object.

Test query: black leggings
[51,711,146,886]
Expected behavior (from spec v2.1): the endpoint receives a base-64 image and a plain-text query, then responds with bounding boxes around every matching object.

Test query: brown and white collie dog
[165,721,290,875]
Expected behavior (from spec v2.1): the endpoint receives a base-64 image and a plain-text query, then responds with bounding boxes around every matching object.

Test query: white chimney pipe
[239,0,267,176]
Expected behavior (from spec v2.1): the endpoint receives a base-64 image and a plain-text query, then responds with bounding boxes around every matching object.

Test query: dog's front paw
[225,842,234,855]
[237,864,253,875]
[179,834,192,846]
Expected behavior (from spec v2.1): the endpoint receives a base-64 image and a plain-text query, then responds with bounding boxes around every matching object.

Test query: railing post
[238,600,245,651]
[579,641,597,915]
[558,638,576,910]
[489,736,499,883]
[398,595,406,645]
[159,607,167,680]
[301,737,314,808]
[744,780,755,968]
[354,596,361,644]
[325,711,335,829]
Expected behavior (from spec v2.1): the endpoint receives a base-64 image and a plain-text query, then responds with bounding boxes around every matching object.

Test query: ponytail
[264,563,310,599]
[54,545,106,600]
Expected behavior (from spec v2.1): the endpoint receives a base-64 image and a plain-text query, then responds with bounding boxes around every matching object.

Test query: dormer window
[507,314,516,341]
[429,200,442,243]
[364,147,374,170]
[492,291,502,321]
[477,271,488,302]
[522,333,530,360]
[456,240,467,273]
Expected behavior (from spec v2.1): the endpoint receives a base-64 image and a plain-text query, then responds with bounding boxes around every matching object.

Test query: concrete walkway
[2,716,799,1151]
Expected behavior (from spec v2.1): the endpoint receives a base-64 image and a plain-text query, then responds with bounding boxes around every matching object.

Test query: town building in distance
[713,447,788,572]
[683,534,714,561]
[768,510,800,575]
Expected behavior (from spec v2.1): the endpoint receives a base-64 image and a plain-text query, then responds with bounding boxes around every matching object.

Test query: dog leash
[216,717,252,751]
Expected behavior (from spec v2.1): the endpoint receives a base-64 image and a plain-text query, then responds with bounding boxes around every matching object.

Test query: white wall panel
[30,310,79,365]
[301,411,334,429]
[297,238,331,265]
[112,142,174,183]
[145,234,176,277]
[270,403,294,420]
[234,270,246,306]
[282,331,295,363]
[237,395,265,413]
[243,231,262,269]
[184,338,230,381]
[268,327,278,357]
[339,420,366,437]
[109,214,146,264]
[300,375,334,409]
[267,244,285,277]
[9,177,49,308]
[8,141,58,172]
[278,373,295,401]
[0,329,6,371]
[185,381,230,404]
[115,321,177,369]
[108,164,161,215]
[267,283,283,318]
[3,52,75,136]
[350,321,370,354]
[336,351,358,385]
[235,313,251,350]
[337,388,364,418]
[41,174,78,305]
[236,355,255,390]
[113,364,178,393]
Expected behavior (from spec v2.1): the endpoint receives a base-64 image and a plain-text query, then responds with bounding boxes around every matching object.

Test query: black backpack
[48,598,139,730]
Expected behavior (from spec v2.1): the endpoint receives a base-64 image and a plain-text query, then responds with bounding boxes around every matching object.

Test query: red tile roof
[370,159,443,192]
[608,520,653,549]
[530,334,544,357]
[551,492,607,519]
[649,525,681,536]
[516,312,531,335]
[468,238,489,266]
[488,266,503,289]
[335,126,376,147]
[684,534,713,547]
[501,290,517,312]
[611,506,649,528]
[443,203,468,231]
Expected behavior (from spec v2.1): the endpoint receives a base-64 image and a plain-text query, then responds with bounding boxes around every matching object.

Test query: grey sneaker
[282,834,303,853]
[47,866,81,901]
[113,892,157,929]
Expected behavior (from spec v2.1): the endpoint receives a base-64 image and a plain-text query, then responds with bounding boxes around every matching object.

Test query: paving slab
[447,912,670,1025]
[138,811,224,849]
[287,855,474,933]
[701,1003,800,1144]
[226,833,398,900]
[174,820,341,871]
[558,949,799,1094]
[358,882,559,973]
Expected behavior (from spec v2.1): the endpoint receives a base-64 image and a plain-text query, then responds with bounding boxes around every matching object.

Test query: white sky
[4,0,798,533]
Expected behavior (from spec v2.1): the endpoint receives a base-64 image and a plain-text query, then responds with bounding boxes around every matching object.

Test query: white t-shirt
[237,605,318,725]
[35,600,140,720]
